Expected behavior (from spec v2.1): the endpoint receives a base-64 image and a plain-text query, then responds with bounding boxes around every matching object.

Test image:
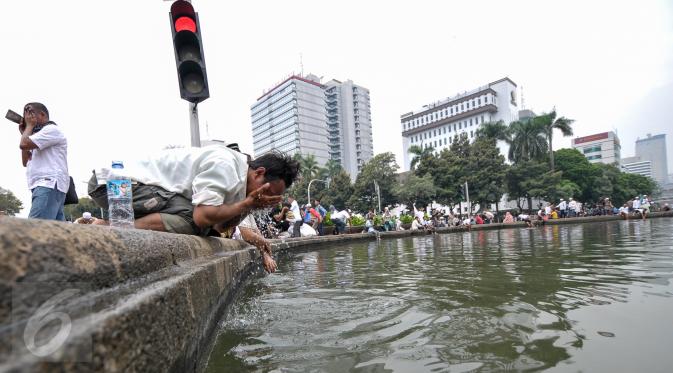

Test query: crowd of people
[11,101,670,275]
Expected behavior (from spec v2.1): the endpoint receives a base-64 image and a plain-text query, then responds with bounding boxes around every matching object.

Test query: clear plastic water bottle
[107,161,135,229]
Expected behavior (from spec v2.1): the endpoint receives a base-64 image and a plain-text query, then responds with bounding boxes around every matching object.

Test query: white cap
[83,212,92,219]
[305,203,312,208]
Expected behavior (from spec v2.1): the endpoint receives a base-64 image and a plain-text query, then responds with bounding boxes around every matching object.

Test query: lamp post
[373,180,381,214]
[307,179,330,205]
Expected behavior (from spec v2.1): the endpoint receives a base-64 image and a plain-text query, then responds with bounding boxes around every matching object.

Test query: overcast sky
[2,0,672,217]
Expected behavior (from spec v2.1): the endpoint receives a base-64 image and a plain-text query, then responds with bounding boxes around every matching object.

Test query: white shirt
[98,145,248,206]
[559,201,567,210]
[331,210,350,221]
[568,200,577,211]
[544,206,551,215]
[289,200,302,222]
[632,199,641,209]
[27,125,69,193]
[619,206,629,214]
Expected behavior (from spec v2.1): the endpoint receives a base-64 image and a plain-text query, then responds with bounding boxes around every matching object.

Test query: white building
[251,74,329,165]
[634,134,668,185]
[251,74,373,179]
[400,77,519,171]
[571,131,621,166]
[621,156,653,178]
[325,79,374,180]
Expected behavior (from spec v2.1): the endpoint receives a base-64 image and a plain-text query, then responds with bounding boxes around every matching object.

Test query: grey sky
[2,0,672,217]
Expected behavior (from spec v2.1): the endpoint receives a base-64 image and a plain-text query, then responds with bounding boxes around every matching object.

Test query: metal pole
[190,102,201,147]
[307,179,314,206]
[374,181,381,214]
[465,181,471,217]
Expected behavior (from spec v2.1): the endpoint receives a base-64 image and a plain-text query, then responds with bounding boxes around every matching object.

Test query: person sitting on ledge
[87,146,300,237]
[619,204,629,220]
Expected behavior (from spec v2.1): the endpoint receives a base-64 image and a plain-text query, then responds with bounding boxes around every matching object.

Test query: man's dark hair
[26,102,49,118]
[249,150,300,188]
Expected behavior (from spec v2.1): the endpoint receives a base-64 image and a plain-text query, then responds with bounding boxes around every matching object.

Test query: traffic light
[169,0,209,103]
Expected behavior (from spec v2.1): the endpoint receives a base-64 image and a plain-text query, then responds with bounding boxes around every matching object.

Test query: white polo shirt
[98,145,249,206]
[27,125,69,193]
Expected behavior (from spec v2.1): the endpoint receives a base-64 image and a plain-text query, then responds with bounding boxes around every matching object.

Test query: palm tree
[300,154,320,180]
[475,120,510,142]
[408,144,435,171]
[507,120,548,163]
[324,159,342,178]
[535,110,574,171]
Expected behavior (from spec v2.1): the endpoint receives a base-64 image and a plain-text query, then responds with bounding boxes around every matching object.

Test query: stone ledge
[1,211,671,372]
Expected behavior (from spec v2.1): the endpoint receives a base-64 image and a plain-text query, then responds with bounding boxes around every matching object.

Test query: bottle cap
[111,161,124,169]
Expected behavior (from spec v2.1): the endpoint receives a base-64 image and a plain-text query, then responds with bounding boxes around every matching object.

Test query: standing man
[568,198,577,218]
[558,198,567,219]
[287,196,303,237]
[18,103,69,221]
[314,199,327,235]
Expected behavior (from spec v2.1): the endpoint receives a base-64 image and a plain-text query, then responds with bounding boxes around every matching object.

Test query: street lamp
[373,180,381,214]
[307,179,330,205]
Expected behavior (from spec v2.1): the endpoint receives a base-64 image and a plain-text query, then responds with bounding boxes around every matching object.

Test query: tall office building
[251,74,329,165]
[621,156,653,179]
[635,134,668,185]
[251,74,373,179]
[571,131,621,166]
[325,79,374,180]
[400,78,519,171]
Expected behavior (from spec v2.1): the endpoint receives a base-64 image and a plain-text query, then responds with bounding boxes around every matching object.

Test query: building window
[481,115,484,123]
[587,154,603,160]
[583,145,602,154]
[470,118,473,126]
[470,131,473,138]
[450,107,453,114]
[444,138,447,145]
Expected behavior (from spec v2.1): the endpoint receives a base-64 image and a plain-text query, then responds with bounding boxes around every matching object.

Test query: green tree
[408,144,435,172]
[300,154,320,180]
[318,169,353,210]
[475,120,510,142]
[0,187,23,216]
[505,160,548,211]
[613,172,657,206]
[535,110,574,171]
[348,152,399,212]
[63,197,103,221]
[394,173,437,208]
[553,148,599,201]
[465,137,508,212]
[508,120,548,163]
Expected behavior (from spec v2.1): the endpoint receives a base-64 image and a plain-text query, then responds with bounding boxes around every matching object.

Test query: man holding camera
[18,103,69,221]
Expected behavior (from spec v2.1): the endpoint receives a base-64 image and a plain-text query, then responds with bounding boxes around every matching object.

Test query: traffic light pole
[189,102,201,147]
[465,181,471,217]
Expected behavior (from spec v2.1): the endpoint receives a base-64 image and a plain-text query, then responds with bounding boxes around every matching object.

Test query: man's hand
[246,183,282,210]
[262,252,277,273]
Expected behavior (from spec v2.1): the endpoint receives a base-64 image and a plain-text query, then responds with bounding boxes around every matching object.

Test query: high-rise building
[325,79,374,180]
[621,156,653,178]
[400,78,519,171]
[251,74,373,179]
[571,131,621,166]
[251,74,328,165]
[635,134,668,185]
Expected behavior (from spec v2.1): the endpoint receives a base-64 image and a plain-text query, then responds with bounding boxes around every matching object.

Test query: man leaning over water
[88,146,300,236]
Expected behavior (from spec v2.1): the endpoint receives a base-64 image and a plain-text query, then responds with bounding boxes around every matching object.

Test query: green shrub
[350,215,366,226]
[373,215,384,226]
[399,214,414,224]
[323,212,334,226]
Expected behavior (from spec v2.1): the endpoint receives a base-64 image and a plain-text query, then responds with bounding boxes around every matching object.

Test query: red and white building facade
[571,131,621,166]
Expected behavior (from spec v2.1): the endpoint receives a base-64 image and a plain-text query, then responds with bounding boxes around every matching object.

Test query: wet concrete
[1,211,671,372]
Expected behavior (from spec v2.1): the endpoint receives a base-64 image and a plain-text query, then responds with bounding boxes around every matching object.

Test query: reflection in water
[205,219,673,372]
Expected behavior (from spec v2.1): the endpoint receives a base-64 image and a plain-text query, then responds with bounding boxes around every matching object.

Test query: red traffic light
[174,16,196,33]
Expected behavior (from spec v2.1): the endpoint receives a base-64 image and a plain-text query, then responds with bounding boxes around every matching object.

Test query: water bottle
[107,161,135,229]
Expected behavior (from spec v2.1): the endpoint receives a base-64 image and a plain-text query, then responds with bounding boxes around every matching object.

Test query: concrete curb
[1,211,671,372]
